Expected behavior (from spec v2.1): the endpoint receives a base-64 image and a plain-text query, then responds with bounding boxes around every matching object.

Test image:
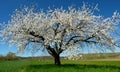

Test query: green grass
[0,60,120,72]
[0,60,29,72]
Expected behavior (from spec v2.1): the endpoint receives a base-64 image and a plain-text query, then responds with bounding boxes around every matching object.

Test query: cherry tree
[0,4,120,65]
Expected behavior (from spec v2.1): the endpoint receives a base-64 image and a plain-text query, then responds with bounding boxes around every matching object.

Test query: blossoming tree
[0,4,120,65]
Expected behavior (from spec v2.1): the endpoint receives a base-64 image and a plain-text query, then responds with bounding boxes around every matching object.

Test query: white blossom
[0,3,120,56]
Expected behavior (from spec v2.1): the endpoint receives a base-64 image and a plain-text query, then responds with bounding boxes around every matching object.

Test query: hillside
[80,53,120,60]
[0,53,120,60]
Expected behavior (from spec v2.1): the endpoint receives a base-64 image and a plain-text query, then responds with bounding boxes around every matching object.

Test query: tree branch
[29,31,44,41]
[53,23,60,36]
[66,35,96,46]
[65,36,82,45]
[60,29,66,47]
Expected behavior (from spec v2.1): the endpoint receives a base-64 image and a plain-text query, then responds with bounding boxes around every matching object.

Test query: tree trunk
[54,54,61,65]
[46,45,62,65]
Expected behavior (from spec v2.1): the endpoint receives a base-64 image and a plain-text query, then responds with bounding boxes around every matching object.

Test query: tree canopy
[0,4,120,65]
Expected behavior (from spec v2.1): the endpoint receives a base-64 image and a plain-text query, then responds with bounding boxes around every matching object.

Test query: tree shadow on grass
[28,64,120,70]
[28,64,80,70]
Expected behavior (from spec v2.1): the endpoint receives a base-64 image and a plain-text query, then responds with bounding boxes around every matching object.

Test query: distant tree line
[0,52,18,60]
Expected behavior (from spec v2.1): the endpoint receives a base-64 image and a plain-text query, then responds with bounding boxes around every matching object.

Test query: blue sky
[0,0,120,57]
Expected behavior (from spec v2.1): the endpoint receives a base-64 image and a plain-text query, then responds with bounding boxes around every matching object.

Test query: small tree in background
[0,4,120,65]
[0,55,3,60]
[6,52,16,60]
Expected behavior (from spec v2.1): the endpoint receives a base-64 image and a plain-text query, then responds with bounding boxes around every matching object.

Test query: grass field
[0,59,120,72]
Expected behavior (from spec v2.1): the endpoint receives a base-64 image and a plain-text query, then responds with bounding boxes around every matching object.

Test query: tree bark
[46,45,61,65]
[54,54,61,65]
